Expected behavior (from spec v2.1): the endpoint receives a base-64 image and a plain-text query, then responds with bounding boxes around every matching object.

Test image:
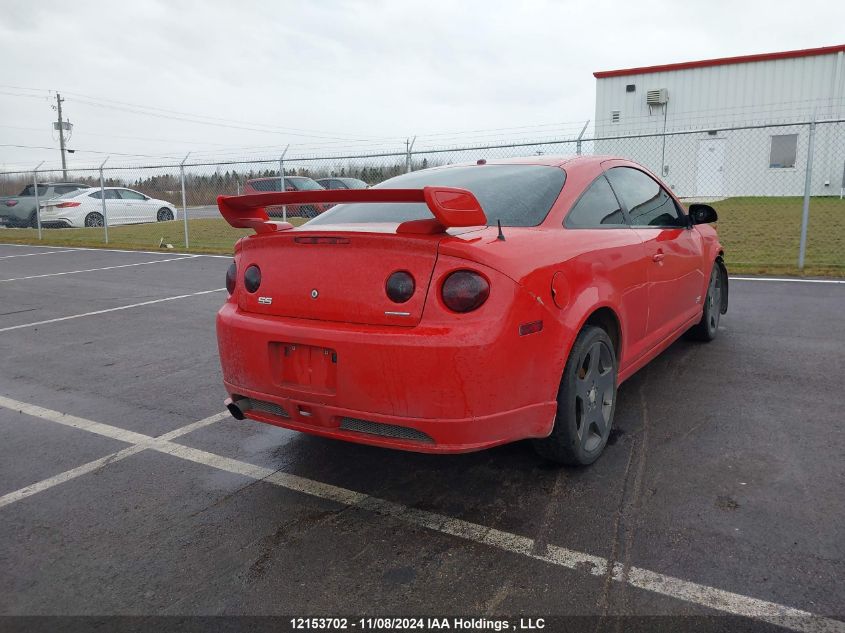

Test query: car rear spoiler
[217,187,487,235]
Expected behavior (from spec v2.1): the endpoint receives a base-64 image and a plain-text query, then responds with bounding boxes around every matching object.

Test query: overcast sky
[1,0,843,170]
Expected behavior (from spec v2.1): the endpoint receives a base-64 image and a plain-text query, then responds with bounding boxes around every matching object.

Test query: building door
[696,138,726,197]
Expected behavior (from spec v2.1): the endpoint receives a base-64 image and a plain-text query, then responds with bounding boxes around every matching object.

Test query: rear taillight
[4,200,18,207]
[441,270,490,313]
[56,201,81,208]
[226,262,236,294]
[244,265,261,293]
[385,271,415,303]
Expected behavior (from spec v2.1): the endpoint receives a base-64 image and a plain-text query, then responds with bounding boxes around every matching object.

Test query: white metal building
[593,45,845,197]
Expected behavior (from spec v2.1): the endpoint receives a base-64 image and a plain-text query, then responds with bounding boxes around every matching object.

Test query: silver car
[0,182,90,227]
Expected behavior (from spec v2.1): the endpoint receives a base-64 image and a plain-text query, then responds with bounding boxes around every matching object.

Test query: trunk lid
[237,229,442,327]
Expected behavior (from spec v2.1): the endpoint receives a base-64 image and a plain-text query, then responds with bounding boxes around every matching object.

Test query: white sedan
[39,187,178,228]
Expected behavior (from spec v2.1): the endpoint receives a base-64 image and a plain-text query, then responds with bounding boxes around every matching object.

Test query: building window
[769,134,798,168]
[611,110,620,123]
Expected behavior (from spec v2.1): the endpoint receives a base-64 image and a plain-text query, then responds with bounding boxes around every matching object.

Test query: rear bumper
[216,301,561,453]
[224,390,556,454]
[0,212,31,227]
[38,210,79,227]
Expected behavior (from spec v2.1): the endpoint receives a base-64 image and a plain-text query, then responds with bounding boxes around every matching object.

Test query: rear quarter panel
[439,225,649,396]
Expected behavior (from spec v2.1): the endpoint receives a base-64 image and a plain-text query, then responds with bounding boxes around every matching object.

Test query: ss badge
[258,296,273,305]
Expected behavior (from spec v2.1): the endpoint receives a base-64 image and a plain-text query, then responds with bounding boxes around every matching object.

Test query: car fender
[564,282,624,355]
[695,224,726,306]
[521,265,627,394]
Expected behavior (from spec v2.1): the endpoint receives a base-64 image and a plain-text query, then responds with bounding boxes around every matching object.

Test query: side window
[565,175,626,228]
[118,189,146,200]
[606,167,685,228]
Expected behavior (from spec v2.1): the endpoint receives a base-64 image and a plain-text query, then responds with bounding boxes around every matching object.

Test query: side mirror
[689,203,718,225]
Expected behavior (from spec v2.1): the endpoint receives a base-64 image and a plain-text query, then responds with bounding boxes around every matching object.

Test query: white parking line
[0,242,231,258]
[0,255,199,283]
[0,249,80,259]
[0,288,226,333]
[730,276,845,284]
[0,395,841,632]
[0,444,148,509]
[2,244,842,279]
[0,409,228,509]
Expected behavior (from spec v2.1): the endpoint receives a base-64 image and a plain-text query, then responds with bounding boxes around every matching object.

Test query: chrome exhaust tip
[225,397,251,421]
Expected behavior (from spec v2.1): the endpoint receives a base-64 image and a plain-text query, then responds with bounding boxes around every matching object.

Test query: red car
[217,156,727,465]
[243,176,327,218]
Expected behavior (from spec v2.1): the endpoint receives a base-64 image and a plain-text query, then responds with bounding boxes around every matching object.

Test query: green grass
[1,198,843,277]
[711,197,845,276]
[0,217,306,255]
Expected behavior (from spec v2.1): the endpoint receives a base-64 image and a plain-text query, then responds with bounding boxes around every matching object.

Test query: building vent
[646,88,668,105]
[611,110,621,123]
[626,84,636,93]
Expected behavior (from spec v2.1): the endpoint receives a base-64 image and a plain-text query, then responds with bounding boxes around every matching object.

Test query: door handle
[652,253,665,263]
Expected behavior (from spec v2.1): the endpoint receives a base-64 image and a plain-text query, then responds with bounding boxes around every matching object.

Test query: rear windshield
[19,184,86,197]
[290,177,323,191]
[339,178,368,189]
[249,177,323,192]
[60,189,87,199]
[18,184,48,196]
[306,164,566,227]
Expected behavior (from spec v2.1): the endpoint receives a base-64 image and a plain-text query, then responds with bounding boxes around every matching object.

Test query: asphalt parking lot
[0,243,843,632]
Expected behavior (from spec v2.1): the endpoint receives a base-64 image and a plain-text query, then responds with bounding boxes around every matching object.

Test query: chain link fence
[1,119,843,273]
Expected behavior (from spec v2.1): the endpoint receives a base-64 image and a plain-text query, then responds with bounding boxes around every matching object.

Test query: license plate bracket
[270,343,337,393]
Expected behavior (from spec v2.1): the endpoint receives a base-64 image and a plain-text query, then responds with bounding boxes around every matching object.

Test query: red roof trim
[594,44,845,78]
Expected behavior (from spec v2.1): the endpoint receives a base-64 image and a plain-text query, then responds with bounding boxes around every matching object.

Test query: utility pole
[405,136,416,173]
[55,93,68,180]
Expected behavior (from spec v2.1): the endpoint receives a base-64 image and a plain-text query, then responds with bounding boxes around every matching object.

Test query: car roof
[435,155,617,169]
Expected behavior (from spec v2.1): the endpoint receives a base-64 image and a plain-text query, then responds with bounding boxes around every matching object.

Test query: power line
[0,84,400,141]
[62,90,401,141]
[0,143,186,159]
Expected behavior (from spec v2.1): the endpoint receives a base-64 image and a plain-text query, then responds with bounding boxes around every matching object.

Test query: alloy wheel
[708,268,722,334]
[574,340,615,452]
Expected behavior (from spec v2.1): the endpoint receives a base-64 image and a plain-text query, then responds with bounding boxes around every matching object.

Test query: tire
[533,325,618,465]
[84,212,104,228]
[688,261,724,342]
[28,211,38,228]
[157,207,174,222]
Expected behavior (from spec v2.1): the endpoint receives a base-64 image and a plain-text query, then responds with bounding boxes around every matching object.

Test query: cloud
[0,0,843,169]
